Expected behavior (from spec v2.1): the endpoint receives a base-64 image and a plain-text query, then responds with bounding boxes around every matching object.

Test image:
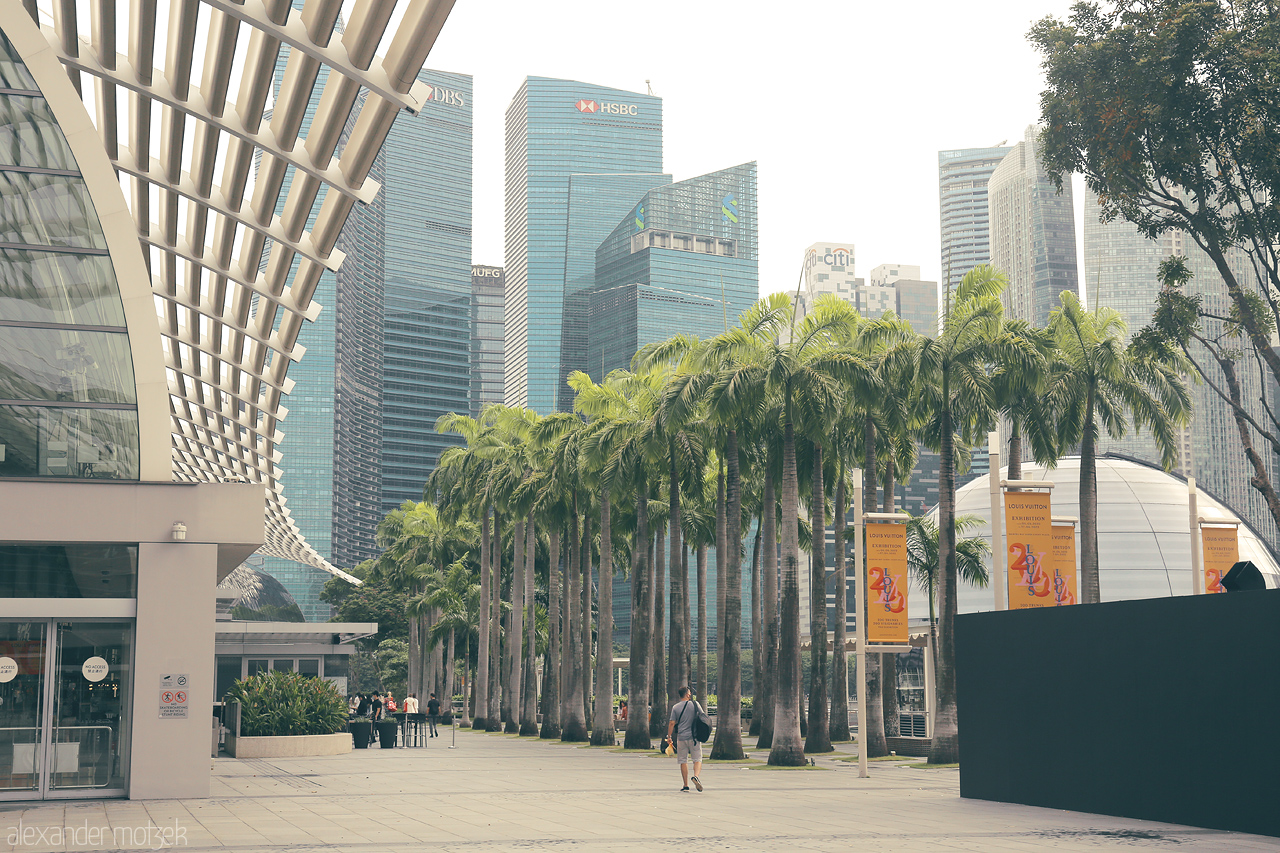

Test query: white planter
[225,732,352,758]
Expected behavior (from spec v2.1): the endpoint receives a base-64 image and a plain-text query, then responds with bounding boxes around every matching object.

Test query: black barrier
[956,588,1280,838]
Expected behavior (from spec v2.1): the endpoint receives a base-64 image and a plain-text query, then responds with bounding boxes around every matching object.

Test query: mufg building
[0,0,448,801]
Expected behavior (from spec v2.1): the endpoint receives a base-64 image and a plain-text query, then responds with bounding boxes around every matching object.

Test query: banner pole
[1189,477,1203,595]
[852,468,867,779]
[988,430,1005,611]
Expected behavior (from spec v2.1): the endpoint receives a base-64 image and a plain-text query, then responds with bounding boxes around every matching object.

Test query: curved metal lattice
[26,0,454,580]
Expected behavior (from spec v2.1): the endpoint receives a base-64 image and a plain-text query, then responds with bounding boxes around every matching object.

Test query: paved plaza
[2,728,1276,852]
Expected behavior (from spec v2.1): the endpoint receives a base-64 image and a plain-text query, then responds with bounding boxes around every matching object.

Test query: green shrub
[226,670,348,737]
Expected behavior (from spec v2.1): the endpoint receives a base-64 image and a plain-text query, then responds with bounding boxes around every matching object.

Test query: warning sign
[159,680,190,719]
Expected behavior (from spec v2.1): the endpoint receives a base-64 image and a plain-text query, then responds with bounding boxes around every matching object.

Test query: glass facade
[590,163,758,378]
[470,265,505,417]
[376,69,472,514]
[0,31,139,482]
[504,77,665,413]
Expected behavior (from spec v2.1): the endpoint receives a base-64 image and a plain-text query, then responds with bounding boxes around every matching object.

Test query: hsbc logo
[576,98,638,116]
[424,84,466,107]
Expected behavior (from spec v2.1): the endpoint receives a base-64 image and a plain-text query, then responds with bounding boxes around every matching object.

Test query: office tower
[590,163,759,376]
[1084,190,1279,549]
[503,77,668,413]
[938,145,1012,307]
[375,71,473,513]
[988,126,1080,326]
[471,265,506,417]
[263,67,473,614]
[797,242,860,325]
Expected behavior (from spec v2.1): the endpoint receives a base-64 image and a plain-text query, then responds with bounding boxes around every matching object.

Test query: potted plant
[224,670,352,758]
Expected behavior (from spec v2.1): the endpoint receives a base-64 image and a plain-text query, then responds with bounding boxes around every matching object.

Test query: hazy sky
[419,0,1089,301]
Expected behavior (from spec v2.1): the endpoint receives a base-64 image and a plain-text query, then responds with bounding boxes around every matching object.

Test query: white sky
[421,0,1090,302]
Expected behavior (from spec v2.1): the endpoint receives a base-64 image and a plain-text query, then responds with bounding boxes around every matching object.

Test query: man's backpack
[692,704,712,743]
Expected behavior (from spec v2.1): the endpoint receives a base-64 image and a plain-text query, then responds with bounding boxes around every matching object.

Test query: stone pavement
[2,727,1277,852]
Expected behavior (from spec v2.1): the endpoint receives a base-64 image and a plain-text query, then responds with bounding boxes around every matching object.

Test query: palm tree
[1048,291,1190,603]
[911,265,1039,765]
[411,558,480,719]
[906,513,991,619]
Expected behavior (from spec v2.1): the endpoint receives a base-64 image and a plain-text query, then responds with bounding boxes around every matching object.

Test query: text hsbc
[601,103,638,115]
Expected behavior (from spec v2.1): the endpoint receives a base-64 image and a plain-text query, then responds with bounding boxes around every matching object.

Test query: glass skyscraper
[988,126,1080,327]
[590,162,759,377]
[471,265,506,417]
[262,63,473,615]
[938,145,1012,307]
[503,76,667,413]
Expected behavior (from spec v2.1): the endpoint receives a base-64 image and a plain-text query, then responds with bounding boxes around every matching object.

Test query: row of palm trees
[377,265,1187,766]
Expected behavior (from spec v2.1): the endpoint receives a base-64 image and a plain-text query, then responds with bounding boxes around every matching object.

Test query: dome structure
[917,455,1280,616]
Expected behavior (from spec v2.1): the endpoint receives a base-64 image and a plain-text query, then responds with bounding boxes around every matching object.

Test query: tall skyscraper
[988,125,1080,326]
[590,162,759,376]
[374,72,473,513]
[471,265,506,417]
[1084,189,1279,550]
[503,77,667,413]
[262,66,473,615]
[938,145,1012,307]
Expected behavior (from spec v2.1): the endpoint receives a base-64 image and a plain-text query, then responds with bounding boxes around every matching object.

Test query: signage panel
[1005,491,1055,609]
[865,523,909,644]
[1050,524,1078,606]
[1201,525,1238,594]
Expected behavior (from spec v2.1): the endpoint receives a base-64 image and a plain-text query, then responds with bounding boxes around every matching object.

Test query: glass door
[0,621,47,797]
[48,621,131,795]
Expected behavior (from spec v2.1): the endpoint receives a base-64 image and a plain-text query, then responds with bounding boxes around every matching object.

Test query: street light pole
[851,468,868,779]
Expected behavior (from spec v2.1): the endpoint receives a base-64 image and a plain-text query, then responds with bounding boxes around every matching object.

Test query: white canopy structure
[21,0,455,580]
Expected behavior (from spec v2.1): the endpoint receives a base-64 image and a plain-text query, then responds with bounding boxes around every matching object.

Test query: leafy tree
[320,562,409,650]
[1033,0,1280,530]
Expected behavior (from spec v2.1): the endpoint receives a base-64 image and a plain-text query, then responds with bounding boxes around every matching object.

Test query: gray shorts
[676,738,702,764]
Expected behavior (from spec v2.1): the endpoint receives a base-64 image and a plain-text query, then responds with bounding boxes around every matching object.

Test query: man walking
[426,692,441,738]
[666,687,706,792]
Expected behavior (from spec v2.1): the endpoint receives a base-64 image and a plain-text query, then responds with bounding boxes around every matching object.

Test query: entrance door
[0,619,131,799]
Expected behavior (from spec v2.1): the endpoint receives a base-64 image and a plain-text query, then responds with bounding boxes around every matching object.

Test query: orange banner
[1201,525,1238,594]
[865,522,908,644]
[1050,524,1078,606]
[1005,491,1055,609]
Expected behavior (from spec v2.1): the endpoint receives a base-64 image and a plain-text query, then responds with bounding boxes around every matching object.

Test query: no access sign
[159,674,189,719]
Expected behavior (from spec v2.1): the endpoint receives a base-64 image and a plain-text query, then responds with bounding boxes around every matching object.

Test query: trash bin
[349,719,373,749]
[377,719,398,748]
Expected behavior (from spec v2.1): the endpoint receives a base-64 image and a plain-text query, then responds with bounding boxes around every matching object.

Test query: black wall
[956,589,1280,838]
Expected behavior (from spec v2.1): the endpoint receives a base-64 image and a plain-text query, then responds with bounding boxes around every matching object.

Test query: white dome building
[916,455,1280,616]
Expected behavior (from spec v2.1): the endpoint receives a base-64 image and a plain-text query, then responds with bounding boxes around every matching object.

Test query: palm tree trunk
[713,428,746,760]
[715,458,726,693]
[520,518,539,735]
[749,520,762,737]
[696,543,708,705]
[1080,392,1100,604]
[560,518,573,726]
[668,457,687,696]
[462,653,473,727]
[881,459,900,740]
[928,407,960,765]
[487,511,503,732]
[625,479,653,750]
[408,589,422,702]
[862,416,887,758]
[474,505,491,729]
[505,518,525,733]
[563,502,588,741]
[830,471,850,742]
[1007,417,1023,483]
[541,530,562,739]
[682,545,691,695]
[650,521,667,738]
[445,627,456,720]
[769,414,805,766]
[805,441,832,753]
[581,510,593,727]
[591,490,615,744]
[758,456,778,749]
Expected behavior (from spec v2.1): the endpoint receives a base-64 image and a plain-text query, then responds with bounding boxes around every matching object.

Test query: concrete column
[130,542,217,799]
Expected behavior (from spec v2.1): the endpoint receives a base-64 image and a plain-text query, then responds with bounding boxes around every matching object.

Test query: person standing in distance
[426,692,441,738]
[403,693,419,715]
[666,687,706,792]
